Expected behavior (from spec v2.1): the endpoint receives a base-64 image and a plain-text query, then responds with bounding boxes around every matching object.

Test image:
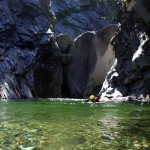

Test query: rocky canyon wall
[99,0,150,102]
[0,0,62,99]
[50,0,121,38]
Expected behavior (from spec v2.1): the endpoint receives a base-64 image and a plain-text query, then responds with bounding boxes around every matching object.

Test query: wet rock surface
[63,25,117,98]
[99,0,150,102]
[50,0,121,38]
[0,0,62,98]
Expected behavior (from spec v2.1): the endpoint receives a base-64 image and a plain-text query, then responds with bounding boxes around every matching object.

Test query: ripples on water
[0,100,149,149]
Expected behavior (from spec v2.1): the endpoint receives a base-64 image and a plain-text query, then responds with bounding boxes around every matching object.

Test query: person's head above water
[89,95,95,101]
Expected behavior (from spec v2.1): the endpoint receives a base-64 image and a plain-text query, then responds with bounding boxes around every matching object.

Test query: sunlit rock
[99,0,150,102]
[64,24,118,98]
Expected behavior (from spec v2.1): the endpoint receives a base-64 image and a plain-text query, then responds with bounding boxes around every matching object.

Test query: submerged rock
[99,0,150,102]
[64,25,118,98]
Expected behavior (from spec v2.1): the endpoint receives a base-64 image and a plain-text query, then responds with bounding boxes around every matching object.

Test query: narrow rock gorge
[0,0,149,101]
[0,0,119,99]
[60,25,117,98]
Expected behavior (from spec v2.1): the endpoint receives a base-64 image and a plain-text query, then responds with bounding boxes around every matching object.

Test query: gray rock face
[64,24,117,98]
[56,34,73,54]
[99,0,150,102]
[0,0,62,99]
[50,0,121,38]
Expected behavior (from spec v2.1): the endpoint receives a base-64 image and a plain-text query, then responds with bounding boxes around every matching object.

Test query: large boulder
[99,0,150,102]
[64,24,118,98]
[0,0,62,99]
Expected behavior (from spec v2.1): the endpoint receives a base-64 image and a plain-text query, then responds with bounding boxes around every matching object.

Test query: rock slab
[64,25,117,98]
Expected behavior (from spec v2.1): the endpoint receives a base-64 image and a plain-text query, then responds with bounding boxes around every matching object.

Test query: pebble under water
[0,100,149,150]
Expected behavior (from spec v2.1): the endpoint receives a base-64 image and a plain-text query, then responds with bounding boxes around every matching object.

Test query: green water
[0,101,149,150]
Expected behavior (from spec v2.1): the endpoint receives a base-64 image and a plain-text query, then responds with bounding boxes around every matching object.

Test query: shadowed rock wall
[0,0,62,98]
[99,0,150,102]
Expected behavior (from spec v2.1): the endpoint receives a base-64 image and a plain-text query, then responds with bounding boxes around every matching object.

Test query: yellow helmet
[89,95,95,101]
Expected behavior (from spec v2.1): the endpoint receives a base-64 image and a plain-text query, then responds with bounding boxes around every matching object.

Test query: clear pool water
[0,100,149,149]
